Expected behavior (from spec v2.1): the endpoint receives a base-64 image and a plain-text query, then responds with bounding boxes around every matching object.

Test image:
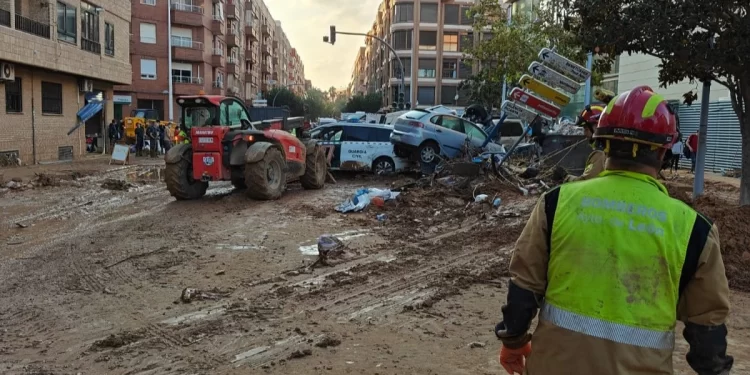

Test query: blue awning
[77,101,104,123]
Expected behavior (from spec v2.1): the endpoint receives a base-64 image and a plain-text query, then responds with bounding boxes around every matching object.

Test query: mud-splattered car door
[339,126,374,171]
[314,125,344,169]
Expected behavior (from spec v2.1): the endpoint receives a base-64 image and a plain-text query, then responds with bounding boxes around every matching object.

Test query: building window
[393,2,413,23]
[459,60,472,78]
[56,2,77,44]
[105,22,114,56]
[443,32,458,52]
[444,4,459,25]
[80,2,101,54]
[420,3,437,23]
[442,60,457,79]
[392,30,412,50]
[460,33,473,52]
[392,57,411,78]
[41,82,63,115]
[141,0,156,5]
[460,6,473,25]
[5,78,22,113]
[140,22,156,44]
[441,85,458,105]
[140,58,157,80]
[417,87,435,105]
[418,59,436,78]
[172,62,193,83]
[419,31,436,50]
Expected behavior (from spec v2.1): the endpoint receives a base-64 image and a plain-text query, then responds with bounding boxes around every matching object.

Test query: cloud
[264,0,381,89]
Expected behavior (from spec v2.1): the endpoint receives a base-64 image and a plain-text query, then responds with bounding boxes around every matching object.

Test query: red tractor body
[164,95,327,200]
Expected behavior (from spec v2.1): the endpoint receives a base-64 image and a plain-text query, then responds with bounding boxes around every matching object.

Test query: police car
[309,121,412,174]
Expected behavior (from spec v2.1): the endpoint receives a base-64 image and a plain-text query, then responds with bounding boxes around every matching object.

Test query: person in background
[158,123,169,155]
[107,119,119,153]
[686,130,699,173]
[118,120,125,142]
[147,120,159,158]
[671,136,684,173]
[135,123,145,157]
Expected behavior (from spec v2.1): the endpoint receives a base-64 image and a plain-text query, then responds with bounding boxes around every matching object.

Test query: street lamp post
[325,29,406,109]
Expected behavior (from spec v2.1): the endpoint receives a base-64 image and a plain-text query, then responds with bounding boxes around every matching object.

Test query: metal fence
[678,101,743,172]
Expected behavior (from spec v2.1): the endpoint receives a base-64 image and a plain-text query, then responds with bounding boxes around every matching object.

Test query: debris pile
[101,178,135,191]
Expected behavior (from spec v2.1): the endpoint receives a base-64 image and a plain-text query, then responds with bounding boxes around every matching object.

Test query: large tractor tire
[165,151,208,200]
[245,147,286,200]
[300,144,326,190]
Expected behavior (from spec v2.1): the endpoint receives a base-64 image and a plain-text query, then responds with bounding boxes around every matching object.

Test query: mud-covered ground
[1,161,749,375]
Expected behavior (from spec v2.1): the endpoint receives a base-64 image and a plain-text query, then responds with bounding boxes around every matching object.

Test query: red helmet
[576,105,604,128]
[594,86,677,149]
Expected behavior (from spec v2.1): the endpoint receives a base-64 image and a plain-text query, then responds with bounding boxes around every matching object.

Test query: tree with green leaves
[465,0,612,110]
[567,0,749,205]
[343,93,383,113]
[266,87,305,116]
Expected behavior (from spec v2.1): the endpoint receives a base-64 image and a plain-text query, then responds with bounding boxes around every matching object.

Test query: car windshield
[402,110,429,120]
[183,106,217,128]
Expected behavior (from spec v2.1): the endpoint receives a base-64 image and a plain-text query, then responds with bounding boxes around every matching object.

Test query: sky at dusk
[264,0,382,90]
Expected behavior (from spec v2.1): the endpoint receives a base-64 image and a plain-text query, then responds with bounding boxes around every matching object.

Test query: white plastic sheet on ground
[335,188,400,213]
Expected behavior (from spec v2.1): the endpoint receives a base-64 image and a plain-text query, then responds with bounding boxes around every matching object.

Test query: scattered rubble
[314,334,342,348]
[179,287,232,303]
[100,178,134,191]
[287,348,312,360]
[89,331,144,351]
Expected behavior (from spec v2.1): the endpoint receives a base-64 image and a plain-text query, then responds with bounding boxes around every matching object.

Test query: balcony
[261,43,271,56]
[226,27,240,47]
[211,17,224,36]
[272,56,278,65]
[226,1,239,19]
[261,61,270,74]
[261,23,270,37]
[171,2,204,27]
[81,37,101,54]
[211,49,225,67]
[172,38,204,61]
[226,57,238,75]
[245,72,256,84]
[210,81,224,95]
[14,13,50,39]
[228,86,240,96]
[173,76,203,95]
[245,20,257,42]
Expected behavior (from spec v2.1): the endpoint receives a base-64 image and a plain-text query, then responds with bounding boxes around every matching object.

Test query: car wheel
[372,157,396,175]
[418,142,440,164]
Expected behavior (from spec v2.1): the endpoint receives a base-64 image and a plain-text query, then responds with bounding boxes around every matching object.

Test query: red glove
[498,342,532,374]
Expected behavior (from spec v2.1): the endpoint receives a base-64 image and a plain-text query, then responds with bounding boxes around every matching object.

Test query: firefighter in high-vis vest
[175,128,189,145]
[562,105,606,182]
[495,86,733,375]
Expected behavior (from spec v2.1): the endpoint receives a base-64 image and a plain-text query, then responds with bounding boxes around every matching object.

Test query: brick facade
[0,0,131,164]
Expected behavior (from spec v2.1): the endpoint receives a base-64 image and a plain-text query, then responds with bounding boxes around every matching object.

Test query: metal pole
[167,1,174,122]
[500,4,512,103]
[693,79,711,199]
[583,52,593,106]
[335,31,406,107]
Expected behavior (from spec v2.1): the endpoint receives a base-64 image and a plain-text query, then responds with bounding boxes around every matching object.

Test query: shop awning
[77,101,104,123]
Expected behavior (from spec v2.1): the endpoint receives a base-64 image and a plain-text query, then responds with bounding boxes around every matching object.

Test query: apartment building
[0,0,131,164]
[116,0,308,120]
[349,47,367,96]
[352,0,477,110]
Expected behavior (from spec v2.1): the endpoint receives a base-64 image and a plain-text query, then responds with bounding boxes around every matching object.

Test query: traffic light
[329,26,336,45]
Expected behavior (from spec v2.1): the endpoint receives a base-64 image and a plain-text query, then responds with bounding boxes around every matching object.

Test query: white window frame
[140,58,157,80]
[140,22,157,44]
[141,0,156,6]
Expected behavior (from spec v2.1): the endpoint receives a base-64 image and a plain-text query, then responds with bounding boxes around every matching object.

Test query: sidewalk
[0,153,165,184]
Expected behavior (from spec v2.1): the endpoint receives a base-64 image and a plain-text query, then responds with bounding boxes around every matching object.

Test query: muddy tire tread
[300,145,326,190]
[244,148,286,200]
[165,154,208,200]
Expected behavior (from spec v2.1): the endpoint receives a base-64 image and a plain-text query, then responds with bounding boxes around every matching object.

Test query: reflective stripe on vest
[541,303,675,350]
[545,170,697,347]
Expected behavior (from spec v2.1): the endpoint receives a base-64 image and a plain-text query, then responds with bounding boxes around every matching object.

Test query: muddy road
[1,162,749,375]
